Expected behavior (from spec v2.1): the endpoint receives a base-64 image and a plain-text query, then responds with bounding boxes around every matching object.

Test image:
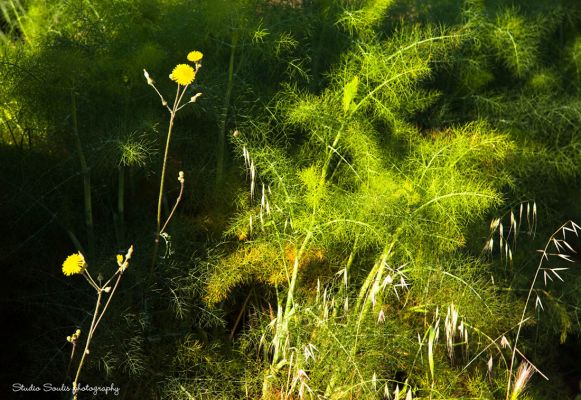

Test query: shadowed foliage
[1,0,581,399]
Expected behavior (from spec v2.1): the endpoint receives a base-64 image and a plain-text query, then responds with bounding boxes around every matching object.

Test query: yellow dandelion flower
[170,64,195,86]
[187,50,203,62]
[62,253,86,276]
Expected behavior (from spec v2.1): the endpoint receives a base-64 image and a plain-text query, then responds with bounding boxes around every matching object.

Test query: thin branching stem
[506,221,576,399]
[160,173,185,234]
[156,85,181,235]
[92,273,123,335]
[72,290,102,399]
[150,85,180,274]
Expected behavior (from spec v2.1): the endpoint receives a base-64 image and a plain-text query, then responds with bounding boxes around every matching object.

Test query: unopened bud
[178,171,185,183]
[143,69,154,85]
[190,93,203,103]
[103,286,112,293]
[126,245,134,260]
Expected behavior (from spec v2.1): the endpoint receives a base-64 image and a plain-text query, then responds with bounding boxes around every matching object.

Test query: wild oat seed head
[511,362,534,400]
[377,309,385,323]
[187,50,203,62]
[62,253,86,276]
[170,64,195,86]
[501,335,511,349]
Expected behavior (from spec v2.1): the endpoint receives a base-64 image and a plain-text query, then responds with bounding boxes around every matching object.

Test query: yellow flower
[170,64,195,86]
[62,253,86,276]
[187,50,203,62]
[116,254,124,265]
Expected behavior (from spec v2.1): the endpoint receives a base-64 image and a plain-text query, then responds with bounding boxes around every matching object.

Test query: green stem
[157,86,180,233]
[310,14,328,92]
[271,231,314,368]
[272,118,347,366]
[334,237,358,316]
[116,165,125,244]
[216,32,238,194]
[284,231,314,317]
[320,122,346,184]
[71,90,95,261]
[151,85,181,274]
[160,174,185,234]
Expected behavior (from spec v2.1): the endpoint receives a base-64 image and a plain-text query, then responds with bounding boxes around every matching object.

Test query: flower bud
[143,69,154,85]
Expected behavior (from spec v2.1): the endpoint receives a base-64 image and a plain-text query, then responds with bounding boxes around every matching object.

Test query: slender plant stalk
[334,237,359,310]
[157,86,180,234]
[229,291,252,340]
[69,247,133,399]
[216,32,238,194]
[116,165,125,244]
[66,230,85,256]
[150,85,181,274]
[270,113,350,371]
[71,90,95,261]
[505,222,574,399]
[144,59,203,277]
[268,118,347,380]
[66,341,77,379]
[72,290,102,399]
[160,173,185,234]
[88,279,124,342]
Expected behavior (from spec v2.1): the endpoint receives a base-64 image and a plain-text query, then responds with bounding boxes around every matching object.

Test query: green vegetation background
[1,0,581,398]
